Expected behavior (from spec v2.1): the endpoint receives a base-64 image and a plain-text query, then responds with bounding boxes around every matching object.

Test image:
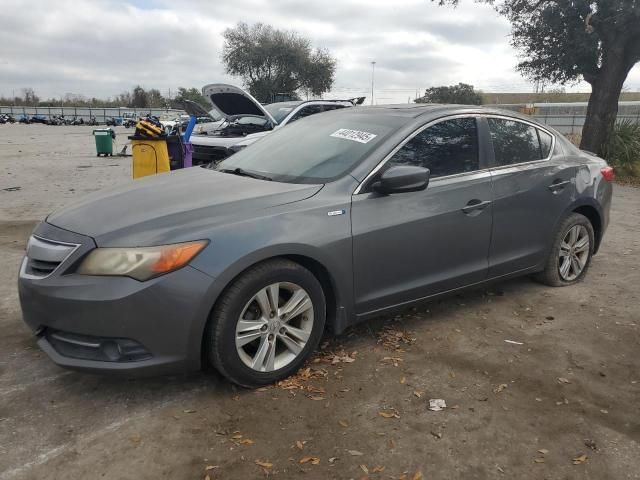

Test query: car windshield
[263,102,302,124]
[215,111,406,183]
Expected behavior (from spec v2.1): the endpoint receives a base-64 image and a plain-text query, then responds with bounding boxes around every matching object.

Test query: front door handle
[461,199,492,214]
[548,179,571,192]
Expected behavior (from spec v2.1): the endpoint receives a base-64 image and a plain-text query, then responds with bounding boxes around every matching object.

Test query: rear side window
[387,117,479,178]
[488,118,543,166]
[288,105,323,123]
[538,129,553,158]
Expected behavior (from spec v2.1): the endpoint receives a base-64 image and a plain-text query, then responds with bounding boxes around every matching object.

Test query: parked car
[18,105,613,387]
[190,83,363,165]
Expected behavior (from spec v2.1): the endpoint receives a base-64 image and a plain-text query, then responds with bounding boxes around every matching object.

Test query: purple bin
[183,142,193,168]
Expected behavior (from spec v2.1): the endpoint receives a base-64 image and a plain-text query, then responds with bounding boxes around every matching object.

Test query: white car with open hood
[190,83,364,165]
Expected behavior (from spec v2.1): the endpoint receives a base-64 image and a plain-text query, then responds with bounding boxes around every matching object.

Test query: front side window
[387,117,479,177]
[488,118,543,166]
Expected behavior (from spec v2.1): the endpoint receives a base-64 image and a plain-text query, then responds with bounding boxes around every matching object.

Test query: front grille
[45,329,152,362]
[192,144,231,165]
[22,235,79,279]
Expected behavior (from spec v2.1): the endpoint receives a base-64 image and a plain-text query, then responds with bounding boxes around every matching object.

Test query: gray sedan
[18,105,613,387]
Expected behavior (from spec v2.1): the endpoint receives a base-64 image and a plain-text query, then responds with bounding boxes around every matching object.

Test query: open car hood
[202,84,277,125]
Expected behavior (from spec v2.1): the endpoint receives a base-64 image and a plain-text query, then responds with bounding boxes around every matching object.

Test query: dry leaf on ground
[573,454,588,465]
[493,383,508,393]
[299,456,320,465]
[255,460,273,468]
[378,409,400,419]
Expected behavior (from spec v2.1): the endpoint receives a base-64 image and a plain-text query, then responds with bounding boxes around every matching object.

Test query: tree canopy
[415,83,483,105]
[222,22,337,103]
[435,0,640,155]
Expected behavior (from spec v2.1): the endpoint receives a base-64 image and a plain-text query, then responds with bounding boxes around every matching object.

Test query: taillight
[601,166,615,182]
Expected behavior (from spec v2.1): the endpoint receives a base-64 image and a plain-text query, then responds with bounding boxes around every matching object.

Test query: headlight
[76,240,208,281]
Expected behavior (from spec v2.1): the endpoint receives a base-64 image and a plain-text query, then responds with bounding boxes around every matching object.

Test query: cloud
[0,0,638,103]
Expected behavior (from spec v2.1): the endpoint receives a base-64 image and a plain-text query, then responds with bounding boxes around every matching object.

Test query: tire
[207,259,326,388]
[535,213,595,287]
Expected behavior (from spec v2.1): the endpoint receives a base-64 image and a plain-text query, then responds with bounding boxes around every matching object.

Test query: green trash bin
[93,128,115,157]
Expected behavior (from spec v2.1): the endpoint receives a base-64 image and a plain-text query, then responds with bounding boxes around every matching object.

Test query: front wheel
[207,259,326,387]
[535,213,595,287]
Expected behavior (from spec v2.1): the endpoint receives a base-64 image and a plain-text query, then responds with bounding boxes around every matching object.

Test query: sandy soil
[1,124,639,480]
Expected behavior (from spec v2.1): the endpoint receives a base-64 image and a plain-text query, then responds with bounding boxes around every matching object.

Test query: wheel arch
[570,202,603,254]
[194,246,351,369]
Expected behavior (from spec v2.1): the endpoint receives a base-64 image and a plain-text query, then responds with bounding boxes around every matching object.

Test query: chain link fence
[0,105,184,123]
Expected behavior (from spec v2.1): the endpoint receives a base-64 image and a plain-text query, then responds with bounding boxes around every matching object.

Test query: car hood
[47,167,322,246]
[202,83,277,125]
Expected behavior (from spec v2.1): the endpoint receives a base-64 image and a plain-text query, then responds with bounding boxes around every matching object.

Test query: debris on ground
[299,456,320,465]
[493,383,508,393]
[378,408,400,419]
[377,325,417,351]
[572,454,588,465]
[2,186,21,192]
[254,459,273,469]
[381,356,403,367]
[428,399,447,411]
[504,339,524,345]
[584,439,597,451]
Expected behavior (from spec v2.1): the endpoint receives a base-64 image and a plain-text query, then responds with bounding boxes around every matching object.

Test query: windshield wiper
[219,167,272,181]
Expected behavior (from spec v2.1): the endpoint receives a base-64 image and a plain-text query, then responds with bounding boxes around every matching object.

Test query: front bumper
[18,222,215,376]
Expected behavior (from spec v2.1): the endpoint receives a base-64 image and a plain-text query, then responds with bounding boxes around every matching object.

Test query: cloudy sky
[1,0,639,104]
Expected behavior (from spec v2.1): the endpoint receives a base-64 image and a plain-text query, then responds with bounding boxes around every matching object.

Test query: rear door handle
[547,180,571,191]
[461,199,492,214]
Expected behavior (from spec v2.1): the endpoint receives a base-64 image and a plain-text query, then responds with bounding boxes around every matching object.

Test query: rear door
[351,116,493,314]
[484,116,575,276]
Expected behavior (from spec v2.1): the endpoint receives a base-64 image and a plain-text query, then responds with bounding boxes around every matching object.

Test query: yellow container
[131,138,170,179]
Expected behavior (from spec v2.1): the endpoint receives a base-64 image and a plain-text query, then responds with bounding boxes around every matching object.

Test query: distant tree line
[415,83,483,105]
[0,86,210,109]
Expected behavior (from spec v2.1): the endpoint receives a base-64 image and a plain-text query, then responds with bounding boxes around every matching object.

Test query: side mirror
[372,165,430,195]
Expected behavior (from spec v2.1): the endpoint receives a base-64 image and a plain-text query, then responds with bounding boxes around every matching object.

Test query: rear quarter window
[488,118,543,166]
[538,129,553,158]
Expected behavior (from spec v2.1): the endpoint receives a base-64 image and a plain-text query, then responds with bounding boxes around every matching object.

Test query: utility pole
[370,61,376,105]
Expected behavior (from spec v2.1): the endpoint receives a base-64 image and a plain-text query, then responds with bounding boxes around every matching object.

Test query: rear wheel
[207,259,326,387]
[535,213,594,287]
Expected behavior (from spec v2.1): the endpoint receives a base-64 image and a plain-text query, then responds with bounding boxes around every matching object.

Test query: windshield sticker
[330,128,377,144]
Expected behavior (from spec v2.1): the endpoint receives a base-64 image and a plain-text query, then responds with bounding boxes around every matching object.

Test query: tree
[146,88,166,108]
[172,87,209,109]
[131,85,148,108]
[21,88,39,106]
[415,83,483,104]
[435,0,640,156]
[222,22,337,102]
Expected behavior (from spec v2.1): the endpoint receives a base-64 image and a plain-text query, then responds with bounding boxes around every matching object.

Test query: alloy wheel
[558,225,590,281]
[235,282,314,372]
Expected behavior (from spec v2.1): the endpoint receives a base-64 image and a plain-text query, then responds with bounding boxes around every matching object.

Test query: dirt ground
[1,124,639,480]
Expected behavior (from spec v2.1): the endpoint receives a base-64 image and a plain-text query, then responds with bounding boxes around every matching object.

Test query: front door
[351,117,493,315]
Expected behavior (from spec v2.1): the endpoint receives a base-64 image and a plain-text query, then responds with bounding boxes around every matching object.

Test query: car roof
[265,99,356,108]
[349,103,542,123]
